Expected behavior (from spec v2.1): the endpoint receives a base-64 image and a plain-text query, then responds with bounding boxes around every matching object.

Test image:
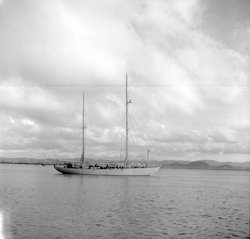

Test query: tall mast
[125,74,131,164]
[81,92,85,165]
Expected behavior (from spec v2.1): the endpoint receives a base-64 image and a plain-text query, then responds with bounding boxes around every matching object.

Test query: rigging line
[128,92,150,153]
[131,111,149,152]
[119,132,125,163]
[247,44,250,163]
[84,93,87,158]
[49,95,82,158]
[105,84,125,151]
[103,84,124,119]
[128,106,145,161]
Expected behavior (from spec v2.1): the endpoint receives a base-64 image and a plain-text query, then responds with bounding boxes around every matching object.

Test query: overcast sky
[0,0,249,162]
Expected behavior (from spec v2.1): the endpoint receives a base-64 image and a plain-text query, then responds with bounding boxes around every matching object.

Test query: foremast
[80,92,85,165]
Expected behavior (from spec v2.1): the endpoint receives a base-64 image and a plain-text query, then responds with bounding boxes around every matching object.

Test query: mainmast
[81,92,85,165]
[125,74,131,164]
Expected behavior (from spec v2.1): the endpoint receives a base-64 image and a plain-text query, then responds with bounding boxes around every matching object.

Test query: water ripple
[0,166,249,238]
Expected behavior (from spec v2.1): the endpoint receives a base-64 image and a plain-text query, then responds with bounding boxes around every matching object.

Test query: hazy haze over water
[0,165,249,238]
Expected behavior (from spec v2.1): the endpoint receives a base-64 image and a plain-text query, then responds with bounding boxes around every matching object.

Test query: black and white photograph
[0,0,249,238]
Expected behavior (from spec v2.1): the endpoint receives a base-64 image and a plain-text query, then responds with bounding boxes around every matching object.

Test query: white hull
[54,165,161,176]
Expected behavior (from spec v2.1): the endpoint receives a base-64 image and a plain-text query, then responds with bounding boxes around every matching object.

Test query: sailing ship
[54,75,161,176]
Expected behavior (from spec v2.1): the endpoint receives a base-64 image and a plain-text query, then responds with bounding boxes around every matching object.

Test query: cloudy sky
[0,0,249,162]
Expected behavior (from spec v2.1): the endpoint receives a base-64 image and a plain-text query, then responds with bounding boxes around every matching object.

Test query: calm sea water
[0,164,249,239]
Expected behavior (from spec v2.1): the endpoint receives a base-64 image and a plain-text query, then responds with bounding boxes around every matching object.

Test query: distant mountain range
[163,161,238,170]
[160,159,250,170]
[0,157,249,170]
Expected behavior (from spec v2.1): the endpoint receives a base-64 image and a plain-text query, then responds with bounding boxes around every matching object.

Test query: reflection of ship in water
[54,75,161,176]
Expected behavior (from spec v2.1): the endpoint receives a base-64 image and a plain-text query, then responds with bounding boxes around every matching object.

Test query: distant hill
[186,161,211,169]
[217,165,235,170]
[160,159,250,170]
[201,159,250,168]
[164,160,249,171]
[167,162,186,169]
[167,161,212,170]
